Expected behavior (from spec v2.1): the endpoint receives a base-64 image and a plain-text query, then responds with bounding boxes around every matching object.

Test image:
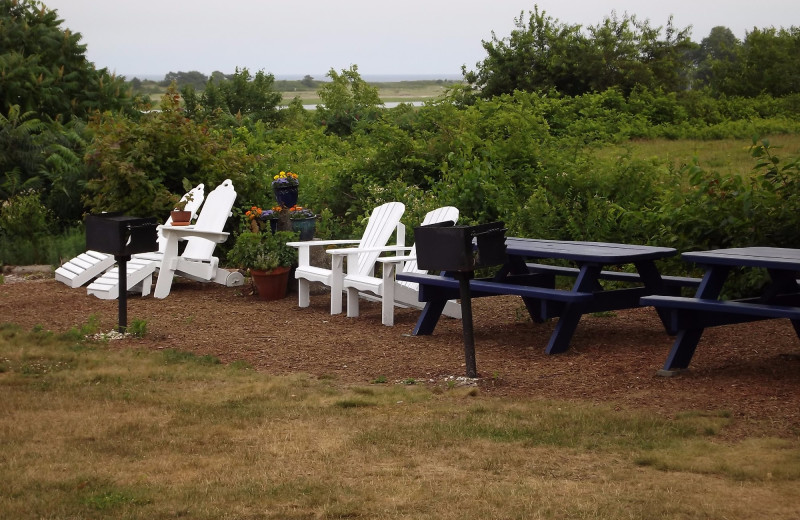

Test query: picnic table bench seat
[642,295,800,320]
[395,272,592,303]
[525,263,701,288]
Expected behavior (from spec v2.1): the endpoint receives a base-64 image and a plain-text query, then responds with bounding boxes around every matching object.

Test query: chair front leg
[347,287,360,317]
[382,261,397,326]
[330,253,344,315]
[298,278,310,308]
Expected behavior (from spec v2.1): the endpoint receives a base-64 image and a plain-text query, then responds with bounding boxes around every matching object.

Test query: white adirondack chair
[54,184,205,289]
[342,206,462,326]
[288,201,406,315]
[86,180,243,300]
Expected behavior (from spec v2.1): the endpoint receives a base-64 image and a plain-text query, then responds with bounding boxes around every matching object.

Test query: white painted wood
[288,201,406,315]
[343,206,462,326]
[87,181,240,300]
[56,184,205,289]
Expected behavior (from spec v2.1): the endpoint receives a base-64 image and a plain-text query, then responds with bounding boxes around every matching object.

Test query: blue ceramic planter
[273,185,298,208]
[290,217,316,241]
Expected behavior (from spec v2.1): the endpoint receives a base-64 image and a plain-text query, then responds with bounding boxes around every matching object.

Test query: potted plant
[272,170,299,208]
[227,230,299,300]
[246,204,317,239]
[287,205,317,240]
[170,192,194,226]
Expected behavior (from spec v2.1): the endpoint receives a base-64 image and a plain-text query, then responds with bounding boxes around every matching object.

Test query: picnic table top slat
[505,238,676,263]
[682,247,800,270]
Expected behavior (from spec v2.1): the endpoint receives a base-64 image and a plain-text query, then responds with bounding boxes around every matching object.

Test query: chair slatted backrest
[181,179,237,261]
[354,202,406,275]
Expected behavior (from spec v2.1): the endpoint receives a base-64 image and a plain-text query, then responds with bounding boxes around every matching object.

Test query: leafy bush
[83,86,261,218]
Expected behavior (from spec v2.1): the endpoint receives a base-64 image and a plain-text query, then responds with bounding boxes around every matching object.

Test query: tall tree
[316,65,382,136]
[0,0,134,122]
[737,27,800,96]
[692,26,741,92]
[463,6,694,97]
[160,70,209,90]
[182,67,282,125]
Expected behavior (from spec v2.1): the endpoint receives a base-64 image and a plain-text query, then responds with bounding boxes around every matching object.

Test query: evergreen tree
[0,0,135,122]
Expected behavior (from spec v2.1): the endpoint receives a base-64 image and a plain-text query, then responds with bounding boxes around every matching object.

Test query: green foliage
[464,6,799,99]
[0,0,135,122]
[463,7,695,98]
[160,70,208,90]
[0,189,51,237]
[182,67,282,125]
[723,27,800,97]
[316,65,383,136]
[82,85,261,217]
[0,106,89,228]
[227,230,299,272]
[0,190,76,264]
[128,318,148,338]
[0,222,86,265]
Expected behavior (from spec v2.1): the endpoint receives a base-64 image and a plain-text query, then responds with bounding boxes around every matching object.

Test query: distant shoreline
[123,73,463,83]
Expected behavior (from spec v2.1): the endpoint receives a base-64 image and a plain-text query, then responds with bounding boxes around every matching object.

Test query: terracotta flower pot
[250,266,291,301]
[170,210,192,226]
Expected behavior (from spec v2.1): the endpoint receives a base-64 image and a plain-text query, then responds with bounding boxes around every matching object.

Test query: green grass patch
[1,324,798,519]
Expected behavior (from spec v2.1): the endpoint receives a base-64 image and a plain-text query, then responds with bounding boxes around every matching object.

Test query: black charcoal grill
[413,221,507,377]
[85,213,158,332]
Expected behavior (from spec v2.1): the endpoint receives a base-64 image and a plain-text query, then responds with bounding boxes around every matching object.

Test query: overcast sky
[41,0,800,80]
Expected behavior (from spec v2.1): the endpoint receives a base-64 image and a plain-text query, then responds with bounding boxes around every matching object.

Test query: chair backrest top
[182,179,237,260]
[402,206,459,275]
[184,184,206,220]
[159,184,205,252]
[355,201,406,275]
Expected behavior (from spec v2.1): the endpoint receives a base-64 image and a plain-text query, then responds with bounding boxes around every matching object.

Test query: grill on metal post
[85,213,158,333]
[413,221,507,378]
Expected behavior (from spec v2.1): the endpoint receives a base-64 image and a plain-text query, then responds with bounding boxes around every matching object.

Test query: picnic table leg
[657,265,730,375]
[544,264,600,355]
[791,320,800,339]
[411,300,447,335]
[635,260,675,331]
[765,269,800,340]
[659,328,705,374]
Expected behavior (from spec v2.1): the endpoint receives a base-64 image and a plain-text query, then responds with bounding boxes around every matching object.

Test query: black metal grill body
[85,213,158,257]
[85,213,158,332]
[413,221,507,377]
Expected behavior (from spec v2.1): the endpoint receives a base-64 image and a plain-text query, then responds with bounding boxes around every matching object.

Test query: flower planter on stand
[273,185,298,209]
[290,217,316,241]
[250,266,291,301]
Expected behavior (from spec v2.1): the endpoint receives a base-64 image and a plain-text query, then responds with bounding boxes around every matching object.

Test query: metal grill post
[116,255,130,333]
[457,272,477,378]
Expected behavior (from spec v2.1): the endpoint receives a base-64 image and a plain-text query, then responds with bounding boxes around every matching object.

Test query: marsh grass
[594,134,800,178]
[1,322,799,519]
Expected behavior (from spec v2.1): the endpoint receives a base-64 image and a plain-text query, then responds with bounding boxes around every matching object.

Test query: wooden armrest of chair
[377,254,416,263]
[157,225,229,244]
[286,239,360,248]
[326,245,412,256]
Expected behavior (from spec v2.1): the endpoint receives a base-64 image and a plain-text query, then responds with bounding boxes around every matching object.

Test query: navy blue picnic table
[641,247,800,375]
[397,237,697,355]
